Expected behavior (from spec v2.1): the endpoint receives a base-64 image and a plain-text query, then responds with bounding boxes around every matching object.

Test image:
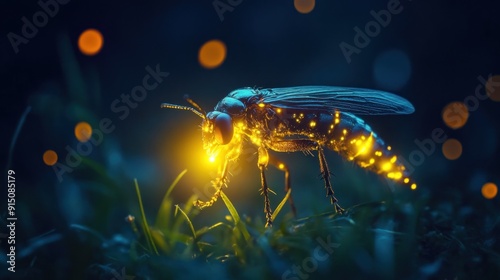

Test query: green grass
[123,170,422,279]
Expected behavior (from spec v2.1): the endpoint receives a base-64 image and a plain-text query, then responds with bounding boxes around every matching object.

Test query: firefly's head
[161,97,242,162]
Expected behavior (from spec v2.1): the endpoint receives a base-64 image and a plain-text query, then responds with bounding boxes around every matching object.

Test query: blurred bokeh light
[43,150,58,166]
[481,182,498,199]
[442,101,469,129]
[198,39,227,69]
[78,28,104,56]
[294,0,315,14]
[486,75,500,102]
[373,49,411,91]
[74,121,93,143]
[442,138,463,160]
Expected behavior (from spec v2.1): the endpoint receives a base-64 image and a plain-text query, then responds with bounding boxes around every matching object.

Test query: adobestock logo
[339,0,408,64]
[282,235,340,280]
[7,0,71,54]
[51,64,169,182]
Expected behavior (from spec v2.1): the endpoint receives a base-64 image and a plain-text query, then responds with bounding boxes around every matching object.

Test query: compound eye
[213,113,233,145]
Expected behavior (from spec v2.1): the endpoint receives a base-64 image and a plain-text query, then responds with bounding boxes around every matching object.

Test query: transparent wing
[261,86,415,115]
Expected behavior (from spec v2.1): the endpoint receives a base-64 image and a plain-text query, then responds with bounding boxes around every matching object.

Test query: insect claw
[265,220,273,228]
[334,203,345,214]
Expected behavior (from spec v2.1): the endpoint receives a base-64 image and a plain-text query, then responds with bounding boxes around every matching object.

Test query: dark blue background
[1,0,499,278]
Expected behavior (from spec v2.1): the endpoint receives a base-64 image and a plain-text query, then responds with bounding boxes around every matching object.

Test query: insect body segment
[162,86,416,227]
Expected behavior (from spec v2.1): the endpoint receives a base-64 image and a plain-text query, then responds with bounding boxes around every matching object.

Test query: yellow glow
[442,138,462,160]
[43,150,58,166]
[343,129,347,135]
[335,118,340,124]
[387,146,392,151]
[404,178,410,184]
[78,29,104,56]
[75,122,92,142]
[258,103,265,108]
[482,182,498,199]
[442,101,469,129]
[390,155,397,163]
[382,162,392,171]
[369,158,375,164]
[411,183,417,190]
[375,151,382,157]
[309,120,317,128]
[259,155,269,166]
[277,108,282,113]
[278,163,285,169]
[387,172,395,179]
[394,172,402,180]
[198,39,227,69]
[209,155,216,163]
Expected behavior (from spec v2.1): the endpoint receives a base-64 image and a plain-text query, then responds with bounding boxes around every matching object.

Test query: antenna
[161,103,206,120]
[183,95,207,117]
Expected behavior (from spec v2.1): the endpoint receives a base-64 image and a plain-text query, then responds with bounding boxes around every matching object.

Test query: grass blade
[271,188,291,222]
[134,179,159,255]
[220,191,251,242]
[7,106,31,170]
[155,169,188,228]
[174,205,197,239]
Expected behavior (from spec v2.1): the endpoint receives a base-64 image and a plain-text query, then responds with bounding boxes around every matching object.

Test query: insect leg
[258,146,274,227]
[194,159,229,209]
[268,156,297,218]
[268,140,345,214]
[317,146,344,213]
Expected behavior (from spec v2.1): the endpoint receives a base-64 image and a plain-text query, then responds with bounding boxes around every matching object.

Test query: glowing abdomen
[326,112,417,190]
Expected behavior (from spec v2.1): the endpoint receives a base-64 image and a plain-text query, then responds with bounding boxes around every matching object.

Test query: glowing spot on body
[258,103,265,108]
[382,162,392,171]
[278,163,285,169]
[387,146,392,151]
[411,183,417,190]
[390,156,397,163]
[277,108,282,113]
[209,155,216,163]
[310,120,317,128]
[404,178,410,183]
